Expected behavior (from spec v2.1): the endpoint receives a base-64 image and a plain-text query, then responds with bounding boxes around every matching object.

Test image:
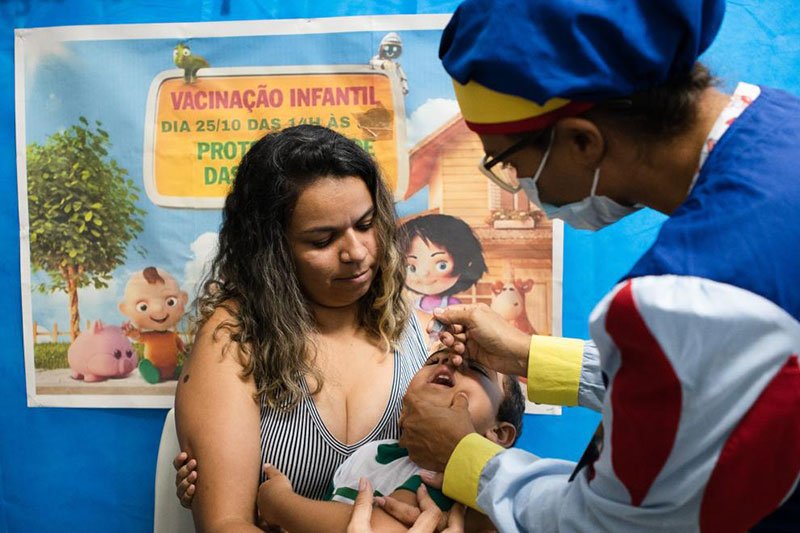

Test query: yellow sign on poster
[144,66,407,208]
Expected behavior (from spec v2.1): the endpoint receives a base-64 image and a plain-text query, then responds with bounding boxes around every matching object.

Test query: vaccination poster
[15,15,563,409]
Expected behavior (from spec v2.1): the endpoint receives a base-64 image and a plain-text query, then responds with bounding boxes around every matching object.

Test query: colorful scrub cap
[439,0,725,134]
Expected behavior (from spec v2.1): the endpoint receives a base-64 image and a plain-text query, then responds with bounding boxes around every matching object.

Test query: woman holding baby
[174,125,473,531]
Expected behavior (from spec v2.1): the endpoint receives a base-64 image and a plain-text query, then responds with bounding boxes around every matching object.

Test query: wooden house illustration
[401,115,556,336]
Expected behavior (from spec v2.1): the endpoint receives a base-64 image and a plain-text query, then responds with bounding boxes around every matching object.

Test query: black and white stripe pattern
[259,314,428,500]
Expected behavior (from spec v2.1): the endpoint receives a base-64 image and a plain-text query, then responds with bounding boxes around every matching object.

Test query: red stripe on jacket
[605,281,682,506]
[700,355,800,533]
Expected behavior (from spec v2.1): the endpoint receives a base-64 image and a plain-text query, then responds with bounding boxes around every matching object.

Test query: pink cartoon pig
[68,320,138,382]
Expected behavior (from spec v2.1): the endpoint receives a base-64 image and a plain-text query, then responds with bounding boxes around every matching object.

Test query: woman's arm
[258,465,410,533]
[264,492,361,533]
[175,309,263,532]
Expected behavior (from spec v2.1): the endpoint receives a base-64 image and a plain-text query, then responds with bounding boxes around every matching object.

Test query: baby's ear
[483,421,517,449]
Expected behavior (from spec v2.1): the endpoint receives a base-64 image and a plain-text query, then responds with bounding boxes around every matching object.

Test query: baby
[176,345,525,532]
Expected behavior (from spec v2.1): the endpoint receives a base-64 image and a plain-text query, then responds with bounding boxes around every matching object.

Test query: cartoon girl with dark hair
[400,214,488,314]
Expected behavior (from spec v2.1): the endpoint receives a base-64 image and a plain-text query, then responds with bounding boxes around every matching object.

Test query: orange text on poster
[152,72,399,201]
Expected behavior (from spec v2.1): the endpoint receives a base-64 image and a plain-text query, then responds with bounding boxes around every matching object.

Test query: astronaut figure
[370,32,409,95]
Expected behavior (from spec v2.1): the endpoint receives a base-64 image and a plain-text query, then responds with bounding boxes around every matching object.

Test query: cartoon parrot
[173,43,209,84]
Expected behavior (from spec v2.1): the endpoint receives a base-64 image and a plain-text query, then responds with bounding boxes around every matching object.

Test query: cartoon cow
[490,279,537,335]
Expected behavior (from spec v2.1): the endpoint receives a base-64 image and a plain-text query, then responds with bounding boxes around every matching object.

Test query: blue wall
[1,1,799,531]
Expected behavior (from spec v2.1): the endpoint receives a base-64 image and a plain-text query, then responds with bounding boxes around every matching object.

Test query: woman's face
[288,176,379,309]
[404,235,459,296]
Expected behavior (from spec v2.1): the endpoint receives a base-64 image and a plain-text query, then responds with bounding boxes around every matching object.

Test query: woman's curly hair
[194,125,409,409]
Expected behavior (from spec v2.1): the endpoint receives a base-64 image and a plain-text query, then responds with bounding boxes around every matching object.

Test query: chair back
[154,408,195,533]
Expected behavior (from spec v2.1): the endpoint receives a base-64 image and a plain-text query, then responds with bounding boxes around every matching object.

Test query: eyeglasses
[478,129,551,193]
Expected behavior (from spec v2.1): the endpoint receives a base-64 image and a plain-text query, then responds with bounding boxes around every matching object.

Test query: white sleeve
[578,340,604,411]
[329,449,363,504]
[468,275,800,532]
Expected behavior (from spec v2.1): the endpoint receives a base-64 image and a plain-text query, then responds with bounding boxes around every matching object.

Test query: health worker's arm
[526,335,603,412]
[400,332,598,473]
[445,275,800,532]
[429,304,602,412]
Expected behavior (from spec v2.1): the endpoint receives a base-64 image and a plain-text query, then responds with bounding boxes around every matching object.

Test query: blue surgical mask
[518,133,641,231]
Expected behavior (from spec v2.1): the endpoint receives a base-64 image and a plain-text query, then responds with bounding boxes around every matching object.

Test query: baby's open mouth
[431,369,454,387]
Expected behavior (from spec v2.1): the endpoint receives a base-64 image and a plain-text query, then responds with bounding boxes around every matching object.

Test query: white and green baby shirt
[327,438,453,511]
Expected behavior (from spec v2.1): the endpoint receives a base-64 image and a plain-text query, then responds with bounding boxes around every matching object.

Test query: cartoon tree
[26,117,145,341]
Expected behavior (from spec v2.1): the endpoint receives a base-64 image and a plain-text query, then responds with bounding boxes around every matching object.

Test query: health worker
[398,1,800,531]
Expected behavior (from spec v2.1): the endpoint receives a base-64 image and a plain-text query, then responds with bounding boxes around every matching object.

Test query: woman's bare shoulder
[176,304,257,434]
[177,304,255,410]
[189,304,246,366]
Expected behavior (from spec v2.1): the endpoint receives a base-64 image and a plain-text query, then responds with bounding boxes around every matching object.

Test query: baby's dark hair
[498,375,526,446]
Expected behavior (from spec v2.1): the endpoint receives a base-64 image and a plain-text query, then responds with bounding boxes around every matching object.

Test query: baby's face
[405,347,506,435]
[120,275,186,330]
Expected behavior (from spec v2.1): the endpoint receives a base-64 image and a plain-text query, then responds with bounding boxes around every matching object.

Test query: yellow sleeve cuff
[527,335,584,406]
[442,433,503,512]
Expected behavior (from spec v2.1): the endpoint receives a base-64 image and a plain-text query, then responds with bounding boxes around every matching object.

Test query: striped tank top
[258,314,428,500]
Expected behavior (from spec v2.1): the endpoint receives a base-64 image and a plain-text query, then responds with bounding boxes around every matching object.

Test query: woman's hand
[347,478,465,533]
[257,464,295,527]
[428,304,531,377]
[172,451,197,509]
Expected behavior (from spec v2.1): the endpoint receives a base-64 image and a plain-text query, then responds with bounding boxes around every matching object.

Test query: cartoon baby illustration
[400,214,488,315]
[119,266,188,384]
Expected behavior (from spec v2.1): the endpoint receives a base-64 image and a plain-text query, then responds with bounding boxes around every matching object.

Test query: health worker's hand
[428,304,530,377]
[399,392,475,472]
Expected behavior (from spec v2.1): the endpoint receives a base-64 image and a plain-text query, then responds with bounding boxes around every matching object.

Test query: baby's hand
[172,451,197,509]
[258,464,294,526]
